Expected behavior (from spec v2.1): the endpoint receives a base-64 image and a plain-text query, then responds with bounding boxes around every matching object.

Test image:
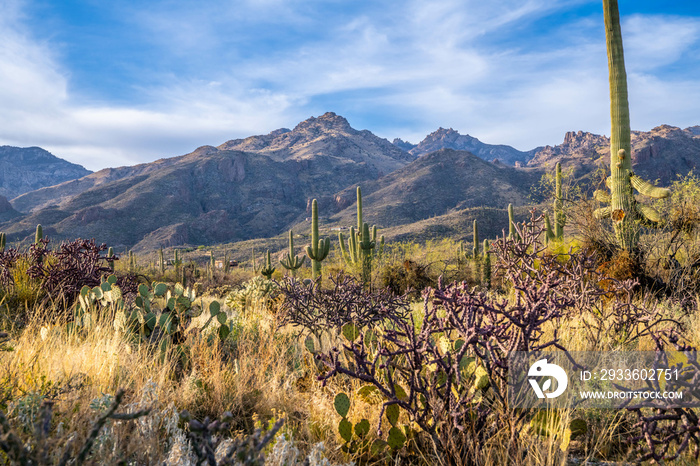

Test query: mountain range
[1,112,698,252]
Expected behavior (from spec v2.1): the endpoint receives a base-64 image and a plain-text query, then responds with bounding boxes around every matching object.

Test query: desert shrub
[620,329,700,462]
[225,276,280,315]
[378,258,434,297]
[310,212,620,464]
[277,273,410,341]
[0,239,139,325]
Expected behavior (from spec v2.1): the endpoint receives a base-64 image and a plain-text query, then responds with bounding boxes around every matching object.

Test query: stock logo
[528,358,568,399]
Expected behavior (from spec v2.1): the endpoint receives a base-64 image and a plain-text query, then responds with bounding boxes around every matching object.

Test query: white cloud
[0,0,698,173]
[623,14,700,70]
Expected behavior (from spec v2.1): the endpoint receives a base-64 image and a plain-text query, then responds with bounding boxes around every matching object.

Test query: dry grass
[1,269,700,464]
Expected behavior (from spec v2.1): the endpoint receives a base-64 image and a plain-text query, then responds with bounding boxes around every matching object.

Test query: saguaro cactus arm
[305,199,330,280]
[280,229,306,275]
[602,0,670,249]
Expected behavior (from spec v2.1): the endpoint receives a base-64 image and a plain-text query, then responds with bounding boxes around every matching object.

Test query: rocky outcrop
[409,128,534,165]
[0,146,91,200]
[528,126,700,184]
[392,138,416,152]
[218,112,415,176]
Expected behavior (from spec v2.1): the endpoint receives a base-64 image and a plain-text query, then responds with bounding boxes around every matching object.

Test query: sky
[1,0,699,172]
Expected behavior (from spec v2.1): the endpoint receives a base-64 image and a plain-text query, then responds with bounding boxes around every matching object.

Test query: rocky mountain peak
[409,127,531,165]
[293,112,352,133]
[392,138,416,152]
[0,146,91,200]
[685,125,700,136]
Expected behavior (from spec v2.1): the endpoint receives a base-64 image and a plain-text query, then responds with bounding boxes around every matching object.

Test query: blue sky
[1,0,699,171]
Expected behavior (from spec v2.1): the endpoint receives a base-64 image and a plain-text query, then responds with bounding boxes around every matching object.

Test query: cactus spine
[305,199,330,280]
[596,0,670,251]
[260,250,275,279]
[279,229,306,276]
[554,162,565,240]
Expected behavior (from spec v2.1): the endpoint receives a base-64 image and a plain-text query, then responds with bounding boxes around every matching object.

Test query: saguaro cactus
[280,229,306,276]
[158,247,165,274]
[359,222,376,288]
[173,250,182,277]
[0,232,5,252]
[339,187,379,266]
[595,0,669,251]
[472,219,481,280]
[35,224,43,245]
[260,250,275,279]
[107,246,115,271]
[482,239,491,288]
[305,199,330,280]
[554,162,565,240]
[544,213,555,244]
[507,204,520,241]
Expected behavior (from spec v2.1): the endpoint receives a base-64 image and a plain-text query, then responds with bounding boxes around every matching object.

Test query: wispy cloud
[0,0,698,170]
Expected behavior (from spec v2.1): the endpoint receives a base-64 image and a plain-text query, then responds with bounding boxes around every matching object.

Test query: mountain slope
[329,148,542,229]
[219,112,415,176]
[0,146,91,200]
[527,125,700,185]
[406,128,537,166]
[2,114,417,250]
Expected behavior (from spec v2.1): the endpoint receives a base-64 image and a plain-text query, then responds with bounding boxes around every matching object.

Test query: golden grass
[1,277,699,464]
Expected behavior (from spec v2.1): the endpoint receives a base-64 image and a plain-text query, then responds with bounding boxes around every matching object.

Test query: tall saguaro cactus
[158,247,165,274]
[338,186,379,287]
[305,199,330,280]
[280,229,306,276]
[554,162,565,240]
[596,0,669,250]
[472,219,481,281]
[0,232,5,253]
[107,246,115,272]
